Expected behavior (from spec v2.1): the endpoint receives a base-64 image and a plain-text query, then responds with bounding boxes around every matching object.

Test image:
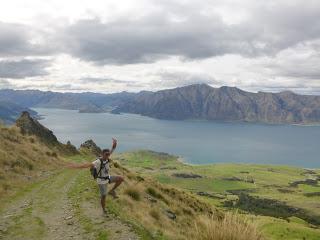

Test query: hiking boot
[108,190,119,199]
[102,209,109,216]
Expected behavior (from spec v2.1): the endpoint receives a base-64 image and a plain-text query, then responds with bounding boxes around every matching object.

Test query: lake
[34,108,320,168]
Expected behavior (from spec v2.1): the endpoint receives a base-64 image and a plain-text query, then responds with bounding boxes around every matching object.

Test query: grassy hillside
[0,114,263,239]
[116,150,320,240]
[65,153,263,240]
[1,118,318,239]
[0,124,62,198]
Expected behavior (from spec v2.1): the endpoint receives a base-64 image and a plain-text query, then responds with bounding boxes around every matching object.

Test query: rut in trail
[0,170,139,240]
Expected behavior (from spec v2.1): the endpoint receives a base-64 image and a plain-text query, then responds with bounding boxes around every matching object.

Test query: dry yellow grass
[191,212,264,240]
[0,125,62,197]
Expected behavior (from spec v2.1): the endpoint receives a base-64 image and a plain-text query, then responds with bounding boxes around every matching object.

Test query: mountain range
[113,84,320,124]
[0,89,135,113]
[1,84,320,124]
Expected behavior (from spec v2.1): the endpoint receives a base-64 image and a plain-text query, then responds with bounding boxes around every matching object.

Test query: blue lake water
[34,108,320,168]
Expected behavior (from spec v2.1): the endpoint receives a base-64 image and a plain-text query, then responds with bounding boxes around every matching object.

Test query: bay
[34,108,320,168]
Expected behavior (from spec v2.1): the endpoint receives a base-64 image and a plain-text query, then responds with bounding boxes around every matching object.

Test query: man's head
[102,149,111,159]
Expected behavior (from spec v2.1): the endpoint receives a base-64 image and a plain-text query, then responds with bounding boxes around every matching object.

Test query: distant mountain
[113,84,320,124]
[2,85,320,124]
[0,89,136,113]
[0,101,37,124]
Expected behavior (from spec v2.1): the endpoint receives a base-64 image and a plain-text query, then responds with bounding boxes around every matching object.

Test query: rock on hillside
[16,111,58,145]
[79,139,102,156]
[15,111,78,155]
[16,111,59,145]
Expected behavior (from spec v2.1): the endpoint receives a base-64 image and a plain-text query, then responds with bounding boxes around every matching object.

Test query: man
[69,138,124,214]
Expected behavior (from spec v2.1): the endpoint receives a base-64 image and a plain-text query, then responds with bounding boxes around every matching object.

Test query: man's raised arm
[110,138,117,155]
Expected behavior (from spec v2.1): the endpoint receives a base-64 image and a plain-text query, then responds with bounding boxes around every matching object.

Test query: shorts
[98,175,116,197]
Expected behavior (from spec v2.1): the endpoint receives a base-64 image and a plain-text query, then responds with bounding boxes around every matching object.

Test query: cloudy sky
[0,0,320,94]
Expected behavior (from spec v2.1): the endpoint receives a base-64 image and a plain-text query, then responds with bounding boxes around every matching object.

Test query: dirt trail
[81,201,139,240]
[0,170,139,240]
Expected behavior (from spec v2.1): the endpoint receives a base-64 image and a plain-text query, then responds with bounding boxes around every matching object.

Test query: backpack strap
[97,158,111,180]
[97,158,104,178]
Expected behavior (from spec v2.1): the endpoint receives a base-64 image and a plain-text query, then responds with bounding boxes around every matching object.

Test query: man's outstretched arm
[67,162,94,169]
[110,138,117,155]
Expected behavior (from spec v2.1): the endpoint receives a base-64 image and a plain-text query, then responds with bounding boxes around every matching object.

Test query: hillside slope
[0,124,62,197]
[0,114,263,240]
[117,150,320,240]
[15,111,78,155]
[0,153,263,240]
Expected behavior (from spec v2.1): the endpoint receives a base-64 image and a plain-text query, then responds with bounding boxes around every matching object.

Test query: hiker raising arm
[66,138,117,169]
[66,138,124,215]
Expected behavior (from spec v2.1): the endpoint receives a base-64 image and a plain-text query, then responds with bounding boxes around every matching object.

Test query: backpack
[90,158,104,180]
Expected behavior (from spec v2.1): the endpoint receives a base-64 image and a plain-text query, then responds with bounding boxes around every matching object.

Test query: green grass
[117,150,180,170]
[259,217,320,240]
[118,150,320,240]
[156,175,256,193]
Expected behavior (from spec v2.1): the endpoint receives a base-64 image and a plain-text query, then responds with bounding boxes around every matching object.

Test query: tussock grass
[0,125,62,197]
[149,209,161,220]
[146,187,165,201]
[191,212,264,240]
[125,187,141,201]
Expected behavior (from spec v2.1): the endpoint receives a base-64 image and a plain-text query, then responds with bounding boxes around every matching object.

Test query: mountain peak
[184,83,212,88]
[16,111,59,145]
[79,139,102,156]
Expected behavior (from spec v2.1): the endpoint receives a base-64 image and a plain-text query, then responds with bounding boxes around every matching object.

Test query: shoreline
[175,155,320,170]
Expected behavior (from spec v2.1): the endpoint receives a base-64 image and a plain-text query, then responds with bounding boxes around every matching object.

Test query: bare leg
[109,176,124,198]
[101,195,106,212]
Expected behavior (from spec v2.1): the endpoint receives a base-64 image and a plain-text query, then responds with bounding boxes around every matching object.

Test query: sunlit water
[34,108,320,168]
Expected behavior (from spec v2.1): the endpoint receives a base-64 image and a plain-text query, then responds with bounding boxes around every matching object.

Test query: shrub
[146,187,168,204]
[146,187,162,199]
[125,187,141,201]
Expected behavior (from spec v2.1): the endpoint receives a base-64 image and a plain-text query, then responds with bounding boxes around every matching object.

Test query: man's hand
[65,162,78,169]
[112,138,117,150]
[65,162,93,169]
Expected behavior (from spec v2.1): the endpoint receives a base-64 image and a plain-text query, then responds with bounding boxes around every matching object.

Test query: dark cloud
[56,1,320,65]
[265,54,320,80]
[0,59,51,79]
[0,22,53,57]
[58,16,246,65]
[1,1,320,66]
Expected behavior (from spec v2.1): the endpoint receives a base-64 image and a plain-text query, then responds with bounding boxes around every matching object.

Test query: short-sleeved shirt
[92,158,110,184]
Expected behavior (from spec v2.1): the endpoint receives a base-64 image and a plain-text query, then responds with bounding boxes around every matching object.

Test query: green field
[116,150,320,240]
